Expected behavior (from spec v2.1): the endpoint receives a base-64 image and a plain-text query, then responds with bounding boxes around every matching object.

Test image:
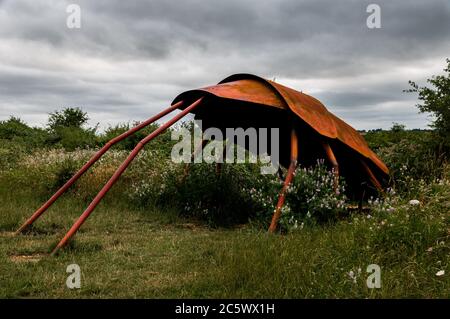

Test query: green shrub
[374,134,445,197]
[0,145,27,170]
[47,126,98,151]
[125,150,179,207]
[50,158,79,193]
[0,116,33,140]
[99,122,175,155]
[159,162,263,226]
[147,159,348,229]
[364,124,447,198]
[283,162,347,225]
[249,160,347,231]
[0,117,49,149]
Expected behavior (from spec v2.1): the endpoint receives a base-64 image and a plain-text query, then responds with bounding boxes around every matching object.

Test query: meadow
[0,118,448,298]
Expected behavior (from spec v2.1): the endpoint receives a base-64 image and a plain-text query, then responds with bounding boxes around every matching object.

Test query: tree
[46,107,98,150]
[391,122,406,133]
[407,58,450,143]
[0,116,31,139]
[48,107,89,131]
[0,116,50,148]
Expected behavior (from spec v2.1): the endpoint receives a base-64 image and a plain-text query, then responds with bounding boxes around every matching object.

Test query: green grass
[0,170,448,298]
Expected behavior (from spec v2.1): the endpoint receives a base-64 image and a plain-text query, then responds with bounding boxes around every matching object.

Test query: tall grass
[0,129,448,298]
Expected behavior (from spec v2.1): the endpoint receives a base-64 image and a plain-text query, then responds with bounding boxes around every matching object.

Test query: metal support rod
[50,97,203,255]
[15,101,184,235]
[360,159,383,192]
[321,141,339,194]
[268,128,298,233]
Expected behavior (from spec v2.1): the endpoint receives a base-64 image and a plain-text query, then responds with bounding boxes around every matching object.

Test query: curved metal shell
[173,73,388,180]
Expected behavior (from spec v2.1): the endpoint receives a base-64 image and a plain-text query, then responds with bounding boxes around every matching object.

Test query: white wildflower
[347,270,357,283]
[409,199,420,206]
[436,270,445,277]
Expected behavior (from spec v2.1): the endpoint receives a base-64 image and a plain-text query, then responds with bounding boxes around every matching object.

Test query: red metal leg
[360,159,383,192]
[15,101,184,235]
[50,97,203,255]
[321,141,340,194]
[268,128,299,233]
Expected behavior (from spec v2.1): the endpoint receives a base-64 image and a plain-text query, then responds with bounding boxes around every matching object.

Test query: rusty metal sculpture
[15,74,389,255]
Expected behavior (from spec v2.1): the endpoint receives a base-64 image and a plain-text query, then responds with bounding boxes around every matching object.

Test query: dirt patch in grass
[0,231,16,238]
[177,223,203,231]
[9,253,46,263]
[20,224,64,236]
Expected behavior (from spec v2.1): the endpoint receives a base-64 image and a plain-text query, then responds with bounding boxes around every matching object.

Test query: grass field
[0,159,448,298]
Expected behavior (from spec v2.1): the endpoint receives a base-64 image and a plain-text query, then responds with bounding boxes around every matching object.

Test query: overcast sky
[0,0,449,131]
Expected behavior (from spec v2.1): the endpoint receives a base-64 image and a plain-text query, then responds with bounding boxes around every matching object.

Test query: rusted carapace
[15,73,389,254]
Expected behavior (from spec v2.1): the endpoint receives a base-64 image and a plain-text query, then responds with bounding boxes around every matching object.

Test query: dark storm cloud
[316,82,414,108]
[0,0,449,130]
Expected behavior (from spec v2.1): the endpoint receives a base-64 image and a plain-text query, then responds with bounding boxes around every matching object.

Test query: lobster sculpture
[15,74,389,255]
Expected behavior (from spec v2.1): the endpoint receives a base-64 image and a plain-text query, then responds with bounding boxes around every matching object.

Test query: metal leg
[15,101,184,235]
[50,97,203,255]
[321,141,339,194]
[268,128,298,233]
[360,159,383,192]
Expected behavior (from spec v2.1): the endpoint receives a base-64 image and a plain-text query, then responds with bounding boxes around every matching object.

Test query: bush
[249,160,347,231]
[144,159,349,229]
[125,150,179,207]
[50,158,79,193]
[159,162,264,226]
[99,122,176,155]
[47,126,98,151]
[101,123,139,151]
[283,161,347,226]
[366,129,447,197]
[0,116,49,149]
[364,125,423,150]
[0,116,33,140]
[0,145,27,170]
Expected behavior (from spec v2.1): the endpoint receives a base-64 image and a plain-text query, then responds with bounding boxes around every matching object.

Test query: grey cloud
[0,0,449,131]
[316,84,413,108]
